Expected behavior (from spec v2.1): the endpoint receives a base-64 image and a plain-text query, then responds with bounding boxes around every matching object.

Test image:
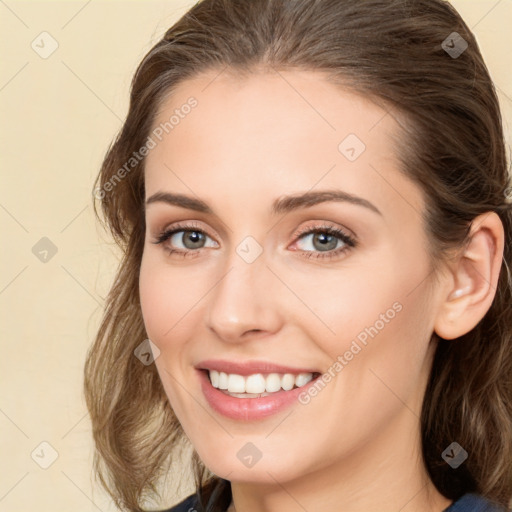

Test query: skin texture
[139,70,503,512]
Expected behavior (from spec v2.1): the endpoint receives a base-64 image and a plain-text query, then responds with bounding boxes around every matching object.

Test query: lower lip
[198,369,318,421]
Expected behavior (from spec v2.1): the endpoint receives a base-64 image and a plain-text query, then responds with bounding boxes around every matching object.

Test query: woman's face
[139,70,443,484]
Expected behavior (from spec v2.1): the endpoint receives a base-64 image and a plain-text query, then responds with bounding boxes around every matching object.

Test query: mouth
[195,359,323,419]
[204,369,321,398]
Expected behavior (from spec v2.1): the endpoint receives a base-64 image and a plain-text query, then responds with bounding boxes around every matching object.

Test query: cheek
[139,256,202,417]
[295,242,434,407]
[324,262,434,422]
[139,254,206,344]
[139,269,172,342]
[288,259,424,361]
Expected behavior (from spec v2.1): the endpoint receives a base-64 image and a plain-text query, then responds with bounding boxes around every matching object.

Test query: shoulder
[155,492,200,512]
[445,493,510,512]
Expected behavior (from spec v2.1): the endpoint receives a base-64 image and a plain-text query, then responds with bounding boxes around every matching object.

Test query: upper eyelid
[294,222,356,241]
[160,221,217,240]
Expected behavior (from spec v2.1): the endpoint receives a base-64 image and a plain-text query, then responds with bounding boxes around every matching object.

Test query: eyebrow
[145,189,382,216]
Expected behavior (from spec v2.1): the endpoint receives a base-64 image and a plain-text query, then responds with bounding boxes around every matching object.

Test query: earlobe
[434,212,504,341]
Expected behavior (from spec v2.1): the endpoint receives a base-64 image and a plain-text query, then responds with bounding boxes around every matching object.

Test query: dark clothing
[160,491,508,511]
[444,493,509,511]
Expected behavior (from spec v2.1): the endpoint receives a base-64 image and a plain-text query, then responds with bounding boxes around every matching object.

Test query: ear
[434,212,505,340]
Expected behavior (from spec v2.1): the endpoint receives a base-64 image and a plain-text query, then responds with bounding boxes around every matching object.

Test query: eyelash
[151,221,357,260]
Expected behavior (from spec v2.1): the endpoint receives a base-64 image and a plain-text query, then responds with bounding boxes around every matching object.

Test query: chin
[196,444,309,484]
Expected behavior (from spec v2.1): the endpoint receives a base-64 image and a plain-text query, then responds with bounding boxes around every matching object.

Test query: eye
[151,221,218,258]
[291,223,357,260]
[151,221,357,260]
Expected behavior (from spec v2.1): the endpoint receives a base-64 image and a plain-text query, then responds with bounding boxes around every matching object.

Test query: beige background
[1,1,511,510]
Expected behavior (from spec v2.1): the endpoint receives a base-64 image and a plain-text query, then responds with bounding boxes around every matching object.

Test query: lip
[197,368,321,421]
[195,359,318,376]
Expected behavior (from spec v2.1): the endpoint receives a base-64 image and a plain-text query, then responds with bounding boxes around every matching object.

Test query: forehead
[149,69,395,155]
[144,69,423,221]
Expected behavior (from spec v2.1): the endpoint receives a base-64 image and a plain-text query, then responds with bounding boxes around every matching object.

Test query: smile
[208,370,317,397]
[196,360,322,420]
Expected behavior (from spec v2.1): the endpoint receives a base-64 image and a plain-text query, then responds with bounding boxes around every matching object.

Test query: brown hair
[84,0,512,510]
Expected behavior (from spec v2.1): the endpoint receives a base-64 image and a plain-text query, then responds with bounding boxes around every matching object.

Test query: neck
[228,409,452,512]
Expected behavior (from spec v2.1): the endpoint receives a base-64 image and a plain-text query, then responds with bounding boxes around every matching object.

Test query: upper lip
[196,359,319,376]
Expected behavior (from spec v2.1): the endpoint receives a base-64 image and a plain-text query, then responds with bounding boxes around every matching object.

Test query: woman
[84,0,512,511]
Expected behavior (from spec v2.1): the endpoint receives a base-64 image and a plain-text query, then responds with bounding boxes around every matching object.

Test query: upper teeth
[208,370,314,394]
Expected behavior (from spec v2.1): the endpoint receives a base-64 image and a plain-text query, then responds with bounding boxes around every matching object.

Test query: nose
[205,248,283,343]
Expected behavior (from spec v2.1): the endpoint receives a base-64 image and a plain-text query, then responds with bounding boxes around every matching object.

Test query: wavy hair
[84,0,512,510]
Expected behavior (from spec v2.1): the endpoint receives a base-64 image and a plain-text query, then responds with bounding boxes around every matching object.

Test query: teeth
[295,373,313,387]
[227,374,245,393]
[218,371,229,390]
[282,373,295,391]
[246,374,266,394]
[210,369,219,388]
[208,370,314,394]
[265,373,281,393]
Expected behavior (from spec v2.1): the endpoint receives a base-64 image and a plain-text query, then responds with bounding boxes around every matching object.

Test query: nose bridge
[205,237,281,342]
